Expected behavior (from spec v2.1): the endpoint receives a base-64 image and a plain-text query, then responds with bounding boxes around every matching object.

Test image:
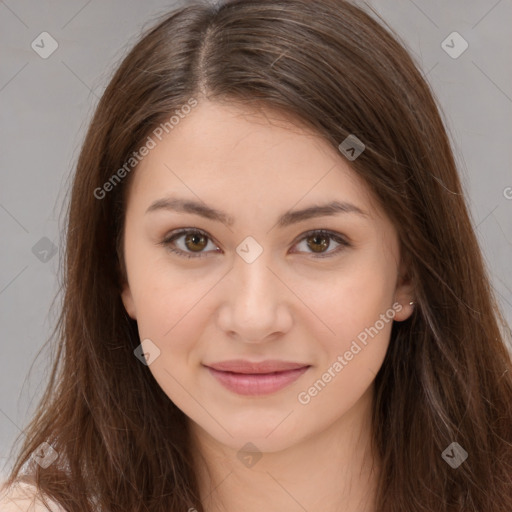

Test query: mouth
[204,360,311,396]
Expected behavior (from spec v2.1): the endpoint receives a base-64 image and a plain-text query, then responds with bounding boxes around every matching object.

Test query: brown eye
[162,228,350,260]
[293,229,350,258]
[184,232,208,252]
[306,233,330,253]
[161,229,219,259]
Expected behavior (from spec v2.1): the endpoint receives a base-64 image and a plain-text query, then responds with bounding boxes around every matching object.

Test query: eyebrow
[145,197,368,228]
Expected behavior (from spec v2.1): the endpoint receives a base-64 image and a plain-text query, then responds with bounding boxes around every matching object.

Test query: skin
[121,99,414,512]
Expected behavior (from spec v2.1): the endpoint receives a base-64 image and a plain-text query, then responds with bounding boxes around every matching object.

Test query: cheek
[297,281,394,415]
[129,258,228,365]
[295,252,396,404]
[302,256,396,346]
[302,259,396,411]
[131,276,210,407]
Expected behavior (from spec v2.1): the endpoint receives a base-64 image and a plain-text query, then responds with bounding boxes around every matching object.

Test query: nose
[216,252,293,343]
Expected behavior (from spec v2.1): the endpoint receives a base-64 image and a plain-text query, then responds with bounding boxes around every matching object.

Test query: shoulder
[0,479,66,512]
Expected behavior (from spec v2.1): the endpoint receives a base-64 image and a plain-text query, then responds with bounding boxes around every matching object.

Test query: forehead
[128,100,380,219]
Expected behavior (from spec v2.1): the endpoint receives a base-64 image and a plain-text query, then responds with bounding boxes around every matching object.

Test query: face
[121,100,413,453]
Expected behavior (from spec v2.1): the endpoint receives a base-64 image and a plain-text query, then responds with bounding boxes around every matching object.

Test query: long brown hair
[3,0,512,510]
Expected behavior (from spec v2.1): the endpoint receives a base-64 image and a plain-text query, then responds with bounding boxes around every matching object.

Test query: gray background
[1,0,511,478]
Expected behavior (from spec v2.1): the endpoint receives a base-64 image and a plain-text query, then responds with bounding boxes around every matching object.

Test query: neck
[189,386,379,512]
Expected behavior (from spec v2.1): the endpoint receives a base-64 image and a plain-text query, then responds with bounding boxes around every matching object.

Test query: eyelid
[160,227,351,259]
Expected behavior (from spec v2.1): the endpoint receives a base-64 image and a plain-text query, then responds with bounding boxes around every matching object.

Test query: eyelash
[160,228,351,259]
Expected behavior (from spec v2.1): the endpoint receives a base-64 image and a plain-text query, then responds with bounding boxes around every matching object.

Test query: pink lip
[206,359,309,373]
[204,360,310,396]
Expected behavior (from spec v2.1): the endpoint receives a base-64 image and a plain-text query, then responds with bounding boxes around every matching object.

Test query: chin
[191,415,303,453]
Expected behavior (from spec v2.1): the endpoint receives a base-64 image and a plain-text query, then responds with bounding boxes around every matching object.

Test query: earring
[409,300,415,307]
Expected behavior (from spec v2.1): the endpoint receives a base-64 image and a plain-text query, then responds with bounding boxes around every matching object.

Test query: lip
[206,359,309,374]
[204,360,311,396]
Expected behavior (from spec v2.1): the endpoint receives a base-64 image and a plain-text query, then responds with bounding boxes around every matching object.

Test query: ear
[393,259,415,322]
[121,283,137,320]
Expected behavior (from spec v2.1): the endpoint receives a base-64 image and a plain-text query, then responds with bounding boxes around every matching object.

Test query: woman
[1,0,511,510]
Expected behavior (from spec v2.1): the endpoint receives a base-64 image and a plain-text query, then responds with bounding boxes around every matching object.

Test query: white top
[0,480,66,512]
